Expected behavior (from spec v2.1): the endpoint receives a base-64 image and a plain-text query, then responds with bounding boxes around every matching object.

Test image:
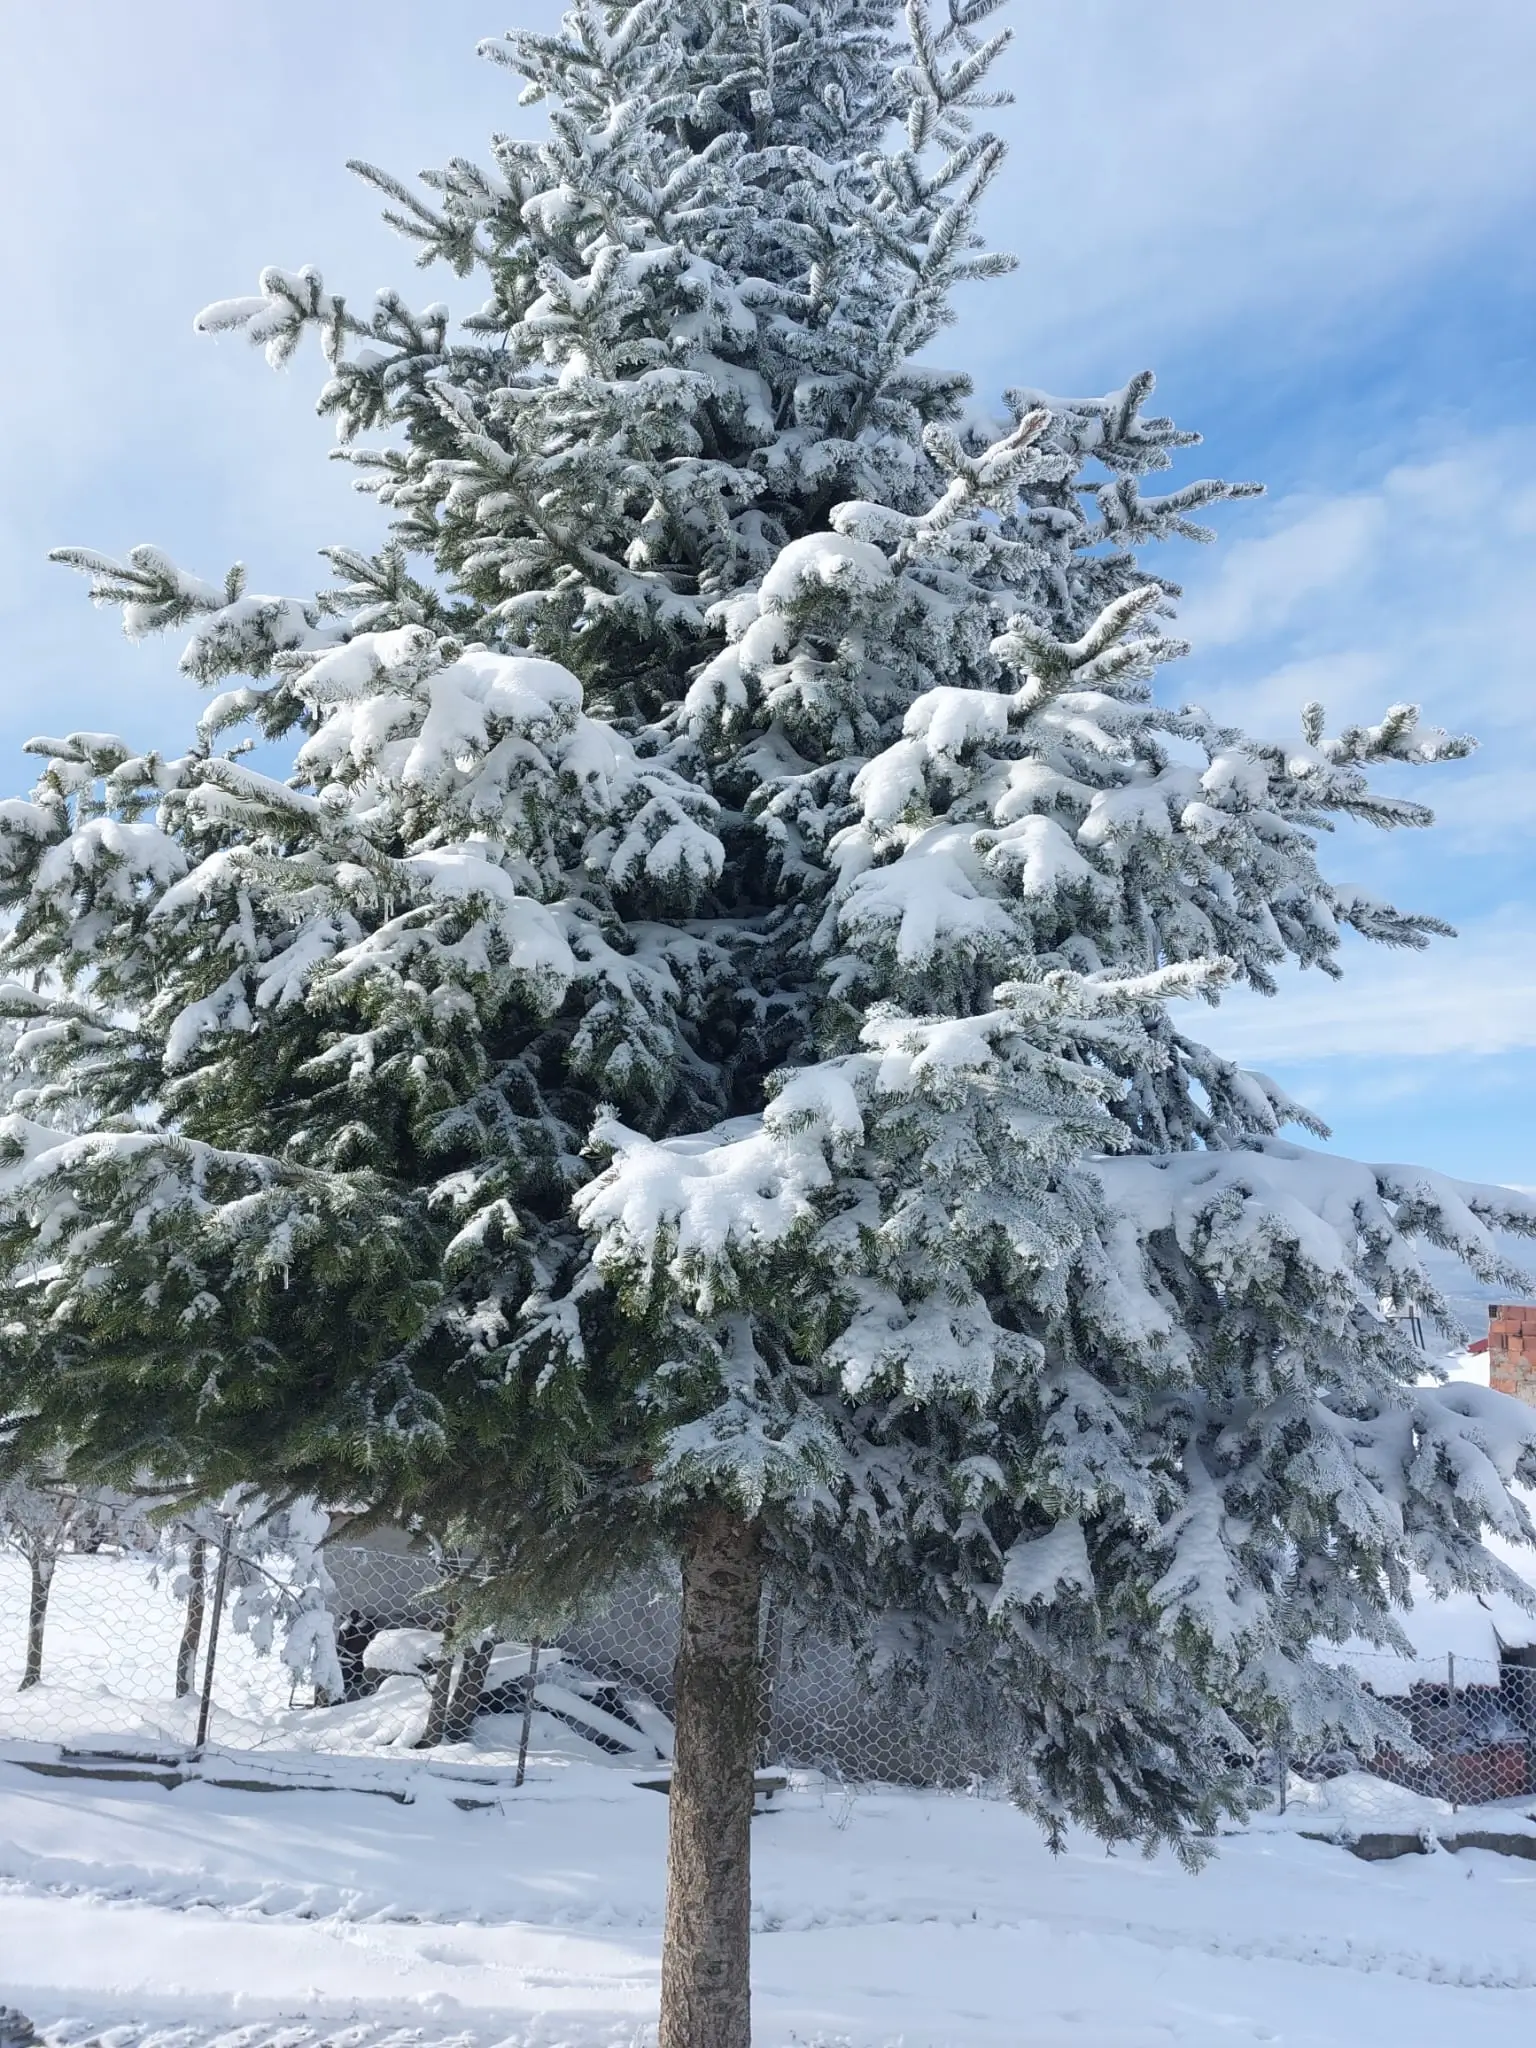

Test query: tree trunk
[175,1539,207,1698]
[444,1633,495,1742]
[515,1637,542,1788]
[19,1556,52,1691]
[659,1505,762,2048]
[416,1606,459,1749]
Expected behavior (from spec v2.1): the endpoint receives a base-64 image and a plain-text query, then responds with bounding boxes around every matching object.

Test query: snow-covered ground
[4,1752,1536,2048]
[5,1344,1535,2044]
[0,1553,296,1745]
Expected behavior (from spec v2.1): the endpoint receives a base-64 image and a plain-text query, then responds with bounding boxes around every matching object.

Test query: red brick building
[1488,1304,1536,1404]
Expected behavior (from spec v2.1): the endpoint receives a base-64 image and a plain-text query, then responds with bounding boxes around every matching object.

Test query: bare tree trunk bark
[417,1605,459,1749]
[659,1505,762,2048]
[515,1637,542,1788]
[19,1556,52,1691]
[444,1633,495,1742]
[175,1539,207,1698]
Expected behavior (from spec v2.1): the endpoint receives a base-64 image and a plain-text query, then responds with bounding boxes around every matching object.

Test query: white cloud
[3,0,1531,508]
[1182,910,1536,1067]
[1417,767,1536,855]
[0,1,545,766]
[976,0,1536,371]
[1177,499,1384,649]
[1173,432,1536,753]
[1162,432,1536,1172]
[1178,650,1393,735]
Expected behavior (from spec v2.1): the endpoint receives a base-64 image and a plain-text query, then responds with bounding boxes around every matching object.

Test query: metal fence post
[1447,1651,1458,1812]
[193,1516,235,1756]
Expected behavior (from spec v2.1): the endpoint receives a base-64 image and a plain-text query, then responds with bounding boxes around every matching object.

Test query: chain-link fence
[1302,1648,1536,1809]
[0,1532,1013,1786]
[3,1527,1534,1804]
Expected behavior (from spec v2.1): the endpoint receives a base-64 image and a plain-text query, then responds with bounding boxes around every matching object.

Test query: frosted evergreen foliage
[1,0,1533,1850]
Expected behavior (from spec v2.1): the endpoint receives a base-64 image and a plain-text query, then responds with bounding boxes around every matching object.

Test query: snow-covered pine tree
[2,4,1535,2043]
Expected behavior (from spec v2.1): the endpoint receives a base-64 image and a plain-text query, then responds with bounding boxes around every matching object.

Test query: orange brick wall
[1489,1305,1536,1405]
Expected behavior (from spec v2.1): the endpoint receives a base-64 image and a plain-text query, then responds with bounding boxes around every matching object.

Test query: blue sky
[2,0,1532,1188]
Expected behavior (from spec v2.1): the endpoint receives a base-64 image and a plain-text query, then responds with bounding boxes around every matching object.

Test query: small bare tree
[0,1471,142,1690]
[174,1534,209,1698]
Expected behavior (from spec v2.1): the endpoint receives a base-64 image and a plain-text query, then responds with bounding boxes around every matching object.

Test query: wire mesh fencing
[0,1530,1013,1786]
[3,1523,1534,1804]
[1298,1648,1536,1809]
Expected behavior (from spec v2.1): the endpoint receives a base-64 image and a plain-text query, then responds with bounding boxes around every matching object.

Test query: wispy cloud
[1419,767,1536,855]
[978,0,1536,371]
[0,2,541,766]
[1178,437,1536,723]
[1162,429,1536,1180]
[1184,909,1536,1067]
[1169,432,1536,931]
[1177,498,1386,650]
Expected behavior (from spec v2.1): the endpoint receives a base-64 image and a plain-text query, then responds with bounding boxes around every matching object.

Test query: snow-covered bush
[156,1492,343,1703]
